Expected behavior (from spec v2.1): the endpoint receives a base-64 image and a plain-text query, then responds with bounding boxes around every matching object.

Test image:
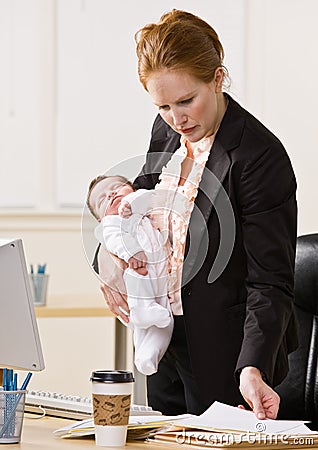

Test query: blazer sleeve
[235,142,297,385]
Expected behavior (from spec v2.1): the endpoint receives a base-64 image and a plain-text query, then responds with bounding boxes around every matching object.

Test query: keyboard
[25,390,161,420]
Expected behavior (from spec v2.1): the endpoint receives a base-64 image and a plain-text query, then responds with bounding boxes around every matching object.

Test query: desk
[1,416,155,449]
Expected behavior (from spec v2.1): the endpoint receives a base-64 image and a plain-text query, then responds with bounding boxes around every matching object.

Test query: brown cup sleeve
[92,394,132,426]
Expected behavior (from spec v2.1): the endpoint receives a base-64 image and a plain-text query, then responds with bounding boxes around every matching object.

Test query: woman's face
[146,68,224,142]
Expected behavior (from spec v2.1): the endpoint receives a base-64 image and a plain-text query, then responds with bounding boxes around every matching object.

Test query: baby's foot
[135,358,157,376]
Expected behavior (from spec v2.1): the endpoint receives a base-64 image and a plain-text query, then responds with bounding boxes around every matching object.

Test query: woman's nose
[171,109,187,127]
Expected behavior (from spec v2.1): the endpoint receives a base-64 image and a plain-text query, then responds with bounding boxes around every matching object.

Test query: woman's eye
[180,98,192,105]
[159,105,169,111]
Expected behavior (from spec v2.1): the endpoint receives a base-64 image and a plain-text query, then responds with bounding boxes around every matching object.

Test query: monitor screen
[0,238,45,371]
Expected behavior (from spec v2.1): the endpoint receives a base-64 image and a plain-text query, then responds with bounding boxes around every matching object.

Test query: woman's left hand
[239,366,280,419]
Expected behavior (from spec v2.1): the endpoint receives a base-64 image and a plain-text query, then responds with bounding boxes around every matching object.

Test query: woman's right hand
[97,245,130,323]
[239,366,280,419]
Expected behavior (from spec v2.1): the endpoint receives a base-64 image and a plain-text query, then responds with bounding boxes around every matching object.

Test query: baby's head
[87,175,134,220]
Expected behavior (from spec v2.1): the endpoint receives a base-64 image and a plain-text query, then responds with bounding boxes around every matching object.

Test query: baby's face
[90,177,134,219]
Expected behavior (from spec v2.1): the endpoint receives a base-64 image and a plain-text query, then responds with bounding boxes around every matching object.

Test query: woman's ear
[214,67,224,92]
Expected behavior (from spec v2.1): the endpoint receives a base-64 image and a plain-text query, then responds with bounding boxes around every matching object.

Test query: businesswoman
[99,9,298,419]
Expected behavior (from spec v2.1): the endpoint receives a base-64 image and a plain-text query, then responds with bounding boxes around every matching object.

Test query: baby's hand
[118,200,132,218]
[128,251,148,273]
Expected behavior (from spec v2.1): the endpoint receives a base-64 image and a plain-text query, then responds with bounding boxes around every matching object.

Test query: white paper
[176,402,314,435]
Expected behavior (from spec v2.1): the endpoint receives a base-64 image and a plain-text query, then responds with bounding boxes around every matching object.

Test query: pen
[37,264,46,274]
[3,368,7,390]
[20,372,32,391]
[8,369,13,391]
[13,373,17,391]
[7,370,14,436]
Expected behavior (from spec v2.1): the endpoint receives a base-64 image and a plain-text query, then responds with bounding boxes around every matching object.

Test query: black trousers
[146,316,211,415]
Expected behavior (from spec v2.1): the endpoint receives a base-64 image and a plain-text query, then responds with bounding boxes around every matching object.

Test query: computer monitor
[0,238,45,371]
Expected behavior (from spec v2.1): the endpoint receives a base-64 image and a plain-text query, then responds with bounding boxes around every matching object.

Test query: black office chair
[276,233,318,429]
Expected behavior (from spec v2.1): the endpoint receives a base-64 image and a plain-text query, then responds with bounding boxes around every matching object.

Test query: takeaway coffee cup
[90,370,135,447]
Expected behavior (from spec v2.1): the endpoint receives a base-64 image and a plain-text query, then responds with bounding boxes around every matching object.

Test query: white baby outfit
[95,189,174,376]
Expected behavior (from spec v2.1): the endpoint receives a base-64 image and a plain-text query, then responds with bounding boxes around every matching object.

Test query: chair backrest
[276,233,318,429]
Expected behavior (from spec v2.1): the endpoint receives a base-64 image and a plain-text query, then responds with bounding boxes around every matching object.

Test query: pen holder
[0,390,26,444]
[29,274,49,306]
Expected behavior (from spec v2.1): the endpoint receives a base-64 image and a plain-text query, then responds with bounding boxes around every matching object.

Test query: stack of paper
[53,402,318,447]
[150,402,318,448]
[53,413,191,440]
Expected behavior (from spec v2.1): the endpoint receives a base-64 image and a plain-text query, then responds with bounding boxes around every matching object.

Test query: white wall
[25,316,116,397]
[0,0,317,394]
[245,0,318,235]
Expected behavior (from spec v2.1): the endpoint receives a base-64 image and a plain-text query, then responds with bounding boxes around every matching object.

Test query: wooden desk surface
[34,295,114,318]
[34,305,114,318]
[2,416,157,449]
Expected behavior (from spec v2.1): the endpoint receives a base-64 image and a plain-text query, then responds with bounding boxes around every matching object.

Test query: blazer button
[182,286,192,296]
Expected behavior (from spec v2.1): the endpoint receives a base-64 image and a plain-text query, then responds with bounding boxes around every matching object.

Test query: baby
[86,174,173,375]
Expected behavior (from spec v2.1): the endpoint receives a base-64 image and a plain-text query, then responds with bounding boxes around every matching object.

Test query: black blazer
[134,94,298,406]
